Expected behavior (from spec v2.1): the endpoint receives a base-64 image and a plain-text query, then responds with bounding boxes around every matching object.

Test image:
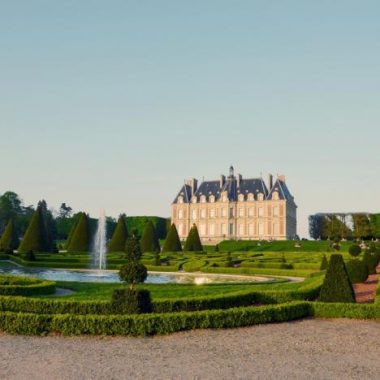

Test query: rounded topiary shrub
[319,254,355,303]
[119,261,148,285]
[349,244,362,257]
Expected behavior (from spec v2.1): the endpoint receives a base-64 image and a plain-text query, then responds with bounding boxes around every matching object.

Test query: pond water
[0,261,273,284]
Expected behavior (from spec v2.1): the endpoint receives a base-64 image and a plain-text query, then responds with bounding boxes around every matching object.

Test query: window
[178,196,183,204]
[258,207,264,217]
[258,223,264,236]
[248,223,254,235]
[221,223,227,235]
[229,223,234,236]
[258,193,264,201]
[178,224,183,236]
[239,208,244,217]
[273,206,279,217]
[210,209,216,218]
[248,208,254,217]
[239,224,244,236]
[200,195,206,203]
[229,208,234,218]
[248,193,254,201]
[209,224,215,236]
[209,195,215,203]
[238,194,244,202]
[222,208,227,217]
[192,209,197,220]
[191,196,197,203]
[200,209,206,219]
[178,209,184,219]
[200,224,206,236]
[273,223,279,236]
[272,191,279,200]
[222,194,228,202]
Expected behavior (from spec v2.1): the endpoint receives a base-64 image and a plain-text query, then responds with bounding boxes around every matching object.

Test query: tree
[320,254,328,270]
[58,203,73,219]
[108,214,128,252]
[348,244,362,257]
[0,192,22,231]
[67,212,90,252]
[140,221,160,253]
[353,214,371,240]
[18,205,48,253]
[184,224,203,252]
[162,224,182,253]
[37,200,56,251]
[0,220,18,252]
[319,254,355,303]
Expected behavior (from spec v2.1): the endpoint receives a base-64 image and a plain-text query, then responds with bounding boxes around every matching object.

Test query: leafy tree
[0,220,18,252]
[352,214,371,240]
[0,192,22,231]
[162,224,182,252]
[348,244,362,257]
[67,213,90,252]
[320,254,328,270]
[184,224,203,252]
[108,214,128,252]
[319,254,355,303]
[363,250,379,275]
[58,203,73,219]
[18,205,50,253]
[37,200,56,251]
[140,221,160,253]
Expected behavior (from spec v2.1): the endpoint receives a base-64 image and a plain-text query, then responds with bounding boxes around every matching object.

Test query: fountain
[92,210,107,270]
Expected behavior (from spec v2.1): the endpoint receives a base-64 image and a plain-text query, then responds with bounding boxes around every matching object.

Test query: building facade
[171,167,297,243]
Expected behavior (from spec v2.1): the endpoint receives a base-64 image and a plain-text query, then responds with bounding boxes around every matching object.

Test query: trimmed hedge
[0,302,311,336]
[311,302,380,319]
[0,275,56,296]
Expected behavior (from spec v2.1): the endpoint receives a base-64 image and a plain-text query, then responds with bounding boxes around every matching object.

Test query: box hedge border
[0,276,56,296]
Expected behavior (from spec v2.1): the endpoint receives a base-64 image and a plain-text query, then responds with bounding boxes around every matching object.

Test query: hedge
[0,275,56,296]
[311,302,380,319]
[0,302,311,336]
[0,277,323,315]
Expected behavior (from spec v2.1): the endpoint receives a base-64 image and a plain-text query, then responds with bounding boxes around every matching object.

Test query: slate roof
[266,179,294,201]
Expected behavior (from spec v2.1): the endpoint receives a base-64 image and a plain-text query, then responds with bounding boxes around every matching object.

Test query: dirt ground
[0,318,379,380]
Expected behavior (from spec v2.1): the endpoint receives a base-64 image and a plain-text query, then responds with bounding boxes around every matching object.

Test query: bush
[140,221,160,253]
[320,255,328,270]
[162,224,182,253]
[24,250,36,262]
[184,225,203,252]
[0,220,18,252]
[319,254,355,303]
[18,207,45,253]
[0,275,55,296]
[111,288,152,314]
[345,259,369,284]
[363,250,379,275]
[349,244,362,257]
[67,213,90,253]
[119,262,148,285]
[108,215,128,252]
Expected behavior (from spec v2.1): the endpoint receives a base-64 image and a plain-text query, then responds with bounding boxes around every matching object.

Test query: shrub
[67,213,90,253]
[140,221,160,253]
[319,254,355,303]
[0,275,55,296]
[162,224,182,253]
[119,261,148,286]
[0,220,18,252]
[226,252,233,267]
[184,225,203,252]
[108,215,128,252]
[345,259,369,283]
[349,244,362,257]
[111,288,152,314]
[320,255,328,270]
[363,250,379,275]
[154,252,161,266]
[24,250,36,262]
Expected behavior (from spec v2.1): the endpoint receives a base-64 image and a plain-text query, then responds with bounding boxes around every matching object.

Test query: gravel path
[1,319,379,380]
[353,265,380,303]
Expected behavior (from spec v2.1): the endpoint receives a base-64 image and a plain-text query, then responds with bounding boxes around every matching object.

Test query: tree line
[309,213,380,240]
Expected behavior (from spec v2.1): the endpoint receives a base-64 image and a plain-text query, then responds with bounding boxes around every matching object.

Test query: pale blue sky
[0,1,379,237]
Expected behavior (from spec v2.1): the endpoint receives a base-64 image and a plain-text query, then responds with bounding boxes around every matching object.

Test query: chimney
[186,178,198,195]
[237,174,242,187]
[268,174,273,190]
[220,175,226,188]
[278,174,286,183]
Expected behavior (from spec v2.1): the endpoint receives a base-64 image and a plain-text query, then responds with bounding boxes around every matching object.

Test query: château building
[171,167,297,243]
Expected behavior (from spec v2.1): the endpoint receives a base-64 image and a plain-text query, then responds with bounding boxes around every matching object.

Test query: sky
[0,0,379,238]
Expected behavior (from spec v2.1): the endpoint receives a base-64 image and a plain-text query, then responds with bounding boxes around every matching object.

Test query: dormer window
[178,196,184,204]
[247,193,254,201]
[258,193,264,201]
[238,194,245,202]
[209,195,215,203]
[191,196,197,203]
[272,191,279,200]
[200,195,206,203]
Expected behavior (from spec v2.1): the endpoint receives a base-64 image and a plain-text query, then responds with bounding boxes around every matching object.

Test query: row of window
[177,206,282,220]
[177,222,284,237]
[177,191,279,204]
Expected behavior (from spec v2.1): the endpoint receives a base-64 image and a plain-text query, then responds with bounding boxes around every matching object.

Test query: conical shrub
[162,224,182,252]
[319,254,355,303]
[184,224,203,252]
[0,220,18,252]
[18,207,45,253]
[67,213,90,253]
[65,218,79,249]
[140,221,160,253]
[320,254,328,270]
[108,215,128,252]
